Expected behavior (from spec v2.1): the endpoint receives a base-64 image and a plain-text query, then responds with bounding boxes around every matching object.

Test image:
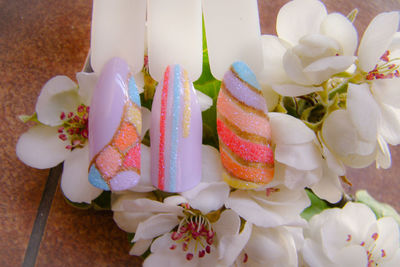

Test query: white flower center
[366,50,400,80]
[58,104,89,150]
[169,207,215,261]
[346,232,387,266]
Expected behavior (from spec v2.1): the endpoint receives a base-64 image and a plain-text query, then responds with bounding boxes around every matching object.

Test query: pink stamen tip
[171,231,182,241]
[205,245,211,254]
[68,112,74,118]
[346,234,352,242]
[199,250,205,258]
[59,134,67,141]
[380,50,390,62]
[372,233,378,241]
[60,112,66,120]
[57,127,64,133]
[65,145,72,150]
[72,140,81,146]
[77,105,85,113]
[82,129,88,138]
[182,242,188,252]
[206,237,213,245]
[243,253,248,263]
[381,249,386,258]
[361,241,365,246]
[207,230,214,238]
[186,253,193,261]
[169,244,176,250]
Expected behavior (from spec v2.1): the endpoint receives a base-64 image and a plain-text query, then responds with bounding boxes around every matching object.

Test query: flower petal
[335,245,367,267]
[213,209,241,238]
[130,239,152,256]
[76,71,98,105]
[133,213,179,242]
[358,12,399,71]
[378,104,400,145]
[60,146,102,203]
[217,218,252,266]
[122,197,182,214]
[259,35,290,84]
[113,211,153,233]
[322,110,358,156]
[321,141,345,176]
[36,75,79,126]
[141,107,151,139]
[347,83,380,142]
[283,50,312,85]
[302,239,335,267]
[304,55,356,84]
[275,142,321,171]
[372,78,400,109]
[195,89,213,112]
[261,84,280,112]
[376,135,391,169]
[310,165,343,203]
[341,149,377,168]
[246,226,298,266]
[282,165,321,190]
[269,112,316,145]
[374,217,400,260]
[276,0,327,45]
[16,125,70,169]
[320,13,358,56]
[200,145,223,183]
[271,83,322,97]
[182,182,229,214]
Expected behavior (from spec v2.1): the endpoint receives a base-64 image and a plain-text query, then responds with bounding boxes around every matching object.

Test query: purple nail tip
[150,65,202,193]
[110,171,141,191]
[88,57,142,191]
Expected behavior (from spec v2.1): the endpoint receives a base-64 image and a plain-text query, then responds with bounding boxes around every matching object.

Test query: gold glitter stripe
[218,114,271,145]
[230,67,263,95]
[219,142,274,169]
[182,70,191,138]
[89,101,141,184]
[220,84,268,118]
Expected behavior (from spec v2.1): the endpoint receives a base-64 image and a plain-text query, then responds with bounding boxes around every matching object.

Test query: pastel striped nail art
[88,57,142,191]
[150,65,202,193]
[217,61,274,189]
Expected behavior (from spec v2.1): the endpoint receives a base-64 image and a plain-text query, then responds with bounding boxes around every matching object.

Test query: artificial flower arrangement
[16,0,400,266]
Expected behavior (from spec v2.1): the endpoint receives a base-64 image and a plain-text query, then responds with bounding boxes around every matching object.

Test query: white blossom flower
[233,226,303,267]
[259,0,357,96]
[112,144,230,263]
[270,112,343,203]
[225,184,309,228]
[322,83,381,168]
[144,209,247,267]
[302,202,400,267]
[356,11,400,168]
[16,73,102,203]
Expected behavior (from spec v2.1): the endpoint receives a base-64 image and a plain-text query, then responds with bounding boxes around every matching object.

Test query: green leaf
[64,196,92,210]
[301,189,330,221]
[347,8,358,23]
[356,190,400,225]
[92,191,111,210]
[19,113,40,123]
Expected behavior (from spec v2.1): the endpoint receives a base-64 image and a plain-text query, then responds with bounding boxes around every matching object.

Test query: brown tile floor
[0,0,399,266]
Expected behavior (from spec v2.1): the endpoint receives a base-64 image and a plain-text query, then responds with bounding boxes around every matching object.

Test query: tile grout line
[22,164,63,267]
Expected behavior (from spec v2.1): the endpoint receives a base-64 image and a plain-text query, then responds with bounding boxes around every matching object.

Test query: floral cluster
[16,0,400,266]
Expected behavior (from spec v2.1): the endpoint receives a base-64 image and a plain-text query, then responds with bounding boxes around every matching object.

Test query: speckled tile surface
[35,186,141,267]
[1,0,399,266]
